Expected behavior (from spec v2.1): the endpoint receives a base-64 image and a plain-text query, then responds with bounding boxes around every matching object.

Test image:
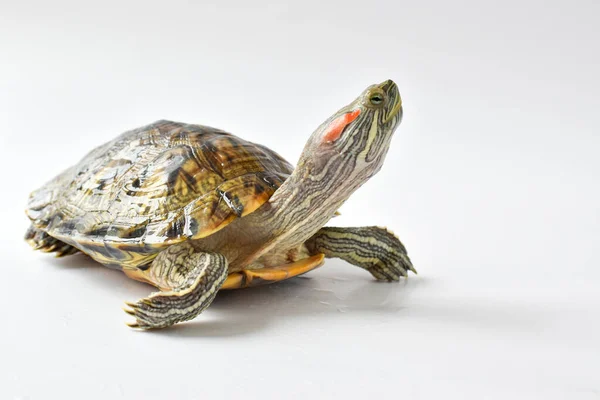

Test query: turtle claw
[41,244,58,253]
[123,296,176,330]
[123,307,136,316]
[123,301,153,330]
[55,245,77,258]
[367,257,412,282]
[25,226,80,257]
[369,238,415,282]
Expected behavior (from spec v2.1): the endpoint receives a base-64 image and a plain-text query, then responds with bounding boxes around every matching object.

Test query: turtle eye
[369,93,384,106]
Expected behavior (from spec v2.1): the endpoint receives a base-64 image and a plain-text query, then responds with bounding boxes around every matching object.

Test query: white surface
[1,1,599,399]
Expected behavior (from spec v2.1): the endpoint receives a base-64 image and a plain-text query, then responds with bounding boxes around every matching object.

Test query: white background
[1,1,599,399]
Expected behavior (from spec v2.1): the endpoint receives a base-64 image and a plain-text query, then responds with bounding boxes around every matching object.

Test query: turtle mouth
[383,96,402,124]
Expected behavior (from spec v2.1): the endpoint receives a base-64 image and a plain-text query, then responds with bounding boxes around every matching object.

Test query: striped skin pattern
[123,243,228,329]
[242,80,404,263]
[26,120,292,269]
[306,227,416,281]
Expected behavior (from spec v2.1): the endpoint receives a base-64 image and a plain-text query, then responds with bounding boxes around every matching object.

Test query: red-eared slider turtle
[25,79,415,329]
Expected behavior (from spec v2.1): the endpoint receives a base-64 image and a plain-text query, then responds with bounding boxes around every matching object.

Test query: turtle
[25,79,415,329]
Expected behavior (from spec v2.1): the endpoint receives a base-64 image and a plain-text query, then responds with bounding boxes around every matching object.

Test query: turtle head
[256,80,404,253]
[299,79,402,180]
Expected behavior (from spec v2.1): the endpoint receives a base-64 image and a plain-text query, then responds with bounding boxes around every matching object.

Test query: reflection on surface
[156,261,427,337]
[47,254,425,337]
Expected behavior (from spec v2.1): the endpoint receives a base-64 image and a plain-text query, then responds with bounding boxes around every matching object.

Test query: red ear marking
[322,109,361,143]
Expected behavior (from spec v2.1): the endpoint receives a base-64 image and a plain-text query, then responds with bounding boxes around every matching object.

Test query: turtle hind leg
[123,242,228,330]
[306,226,416,281]
[24,225,79,257]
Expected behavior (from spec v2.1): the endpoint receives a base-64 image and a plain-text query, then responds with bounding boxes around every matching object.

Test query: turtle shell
[26,120,293,268]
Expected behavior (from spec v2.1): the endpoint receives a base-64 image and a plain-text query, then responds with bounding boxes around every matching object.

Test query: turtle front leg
[123,243,228,329]
[306,226,416,281]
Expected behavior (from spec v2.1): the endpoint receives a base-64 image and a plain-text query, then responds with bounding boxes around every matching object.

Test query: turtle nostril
[379,80,399,98]
[379,79,394,89]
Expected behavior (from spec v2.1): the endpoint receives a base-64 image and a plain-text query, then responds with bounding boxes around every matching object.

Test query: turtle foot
[123,245,228,330]
[25,225,79,257]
